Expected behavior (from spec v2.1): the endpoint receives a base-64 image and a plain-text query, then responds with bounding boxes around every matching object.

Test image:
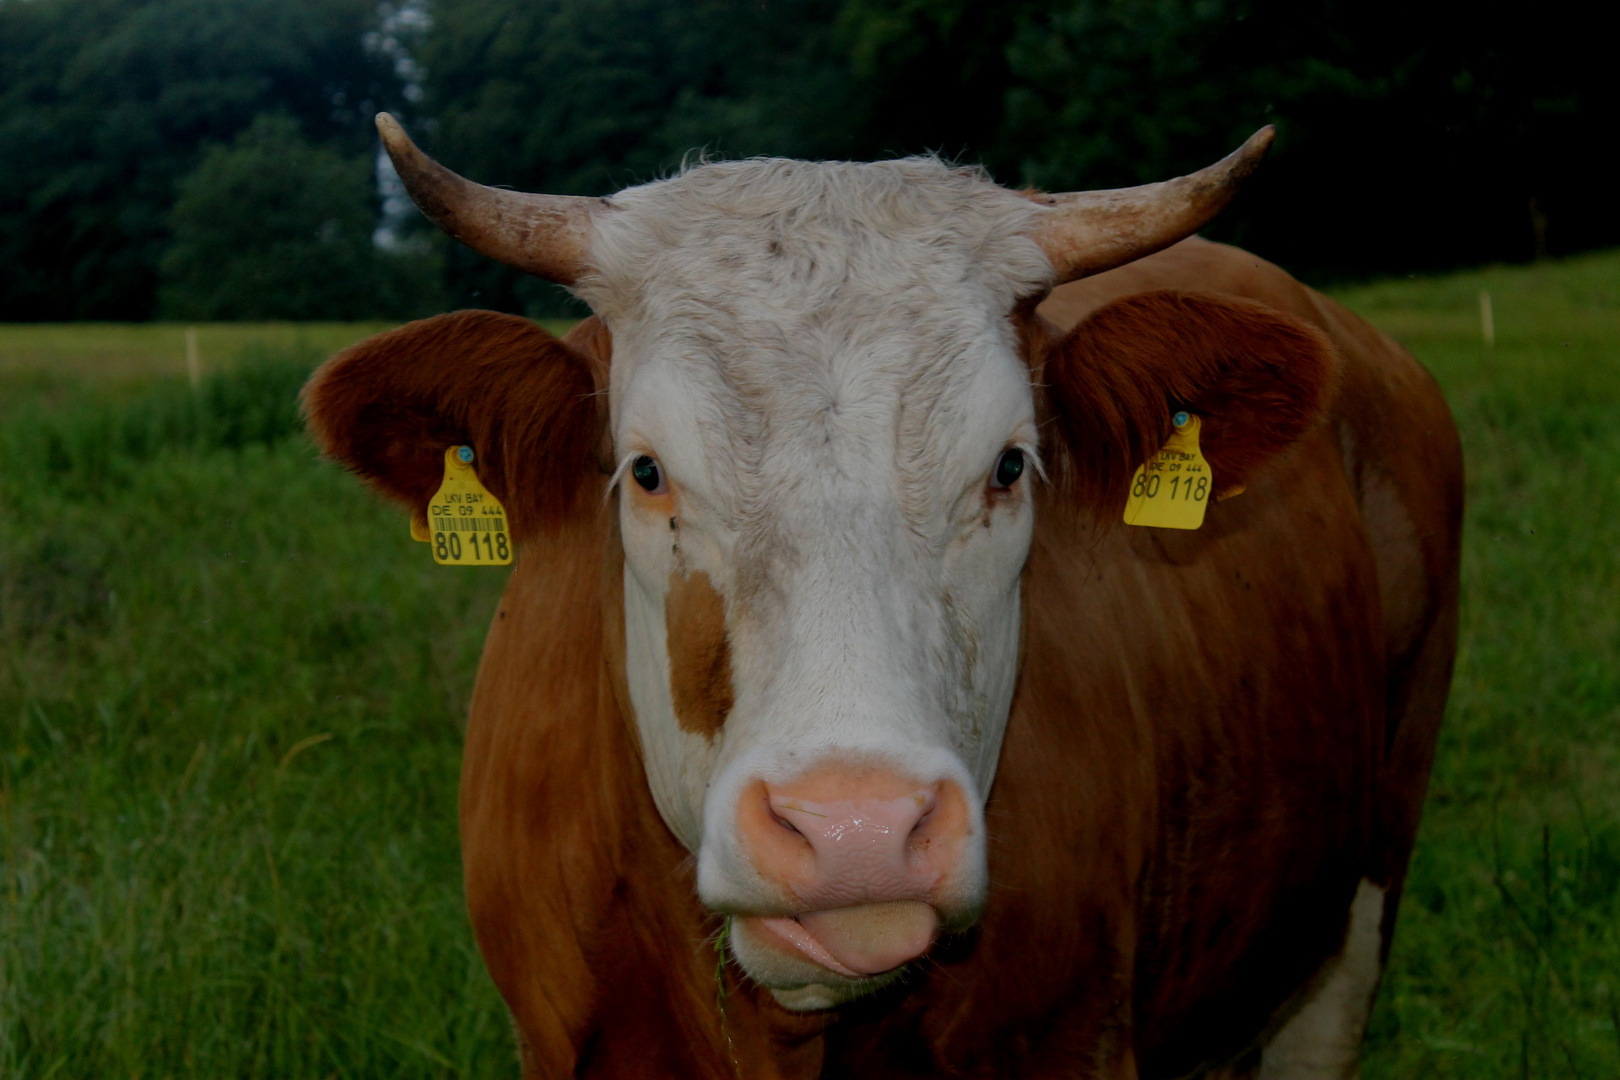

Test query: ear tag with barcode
[421,446,512,565]
[1123,412,1213,530]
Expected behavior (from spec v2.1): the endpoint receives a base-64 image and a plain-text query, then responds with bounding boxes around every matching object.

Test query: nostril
[912,788,939,826]
[907,787,940,850]
[761,791,803,837]
[767,792,833,844]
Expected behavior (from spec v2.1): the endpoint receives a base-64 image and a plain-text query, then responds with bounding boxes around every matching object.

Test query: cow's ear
[1039,290,1339,512]
[302,310,604,541]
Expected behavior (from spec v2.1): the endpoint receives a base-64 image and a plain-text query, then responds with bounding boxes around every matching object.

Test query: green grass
[0,323,396,389]
[1,256,1618,1077]
[0,320,578,407]
[1342,253,1620,1077]
[1,336,514,1075]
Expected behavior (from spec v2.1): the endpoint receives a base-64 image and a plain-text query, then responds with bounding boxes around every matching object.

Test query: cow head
[305,117,1335,1010]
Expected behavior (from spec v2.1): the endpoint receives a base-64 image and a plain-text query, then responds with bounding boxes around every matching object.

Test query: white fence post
[186,326,201,388]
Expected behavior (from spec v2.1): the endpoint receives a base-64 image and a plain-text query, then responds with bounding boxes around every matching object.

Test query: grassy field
[1341,254,1620,1077]
[0,320,576,400]
[0,323,395,387]
[1,255,1617,1077]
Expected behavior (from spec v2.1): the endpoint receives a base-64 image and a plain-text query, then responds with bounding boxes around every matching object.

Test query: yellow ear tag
[423,446,513,565]
[1123,413,1214,530]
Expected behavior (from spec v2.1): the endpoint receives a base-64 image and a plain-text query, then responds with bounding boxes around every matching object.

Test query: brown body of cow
[307,234,1459,1077]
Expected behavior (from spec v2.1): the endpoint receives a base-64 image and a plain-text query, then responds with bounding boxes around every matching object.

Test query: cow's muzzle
[722,764,975,994]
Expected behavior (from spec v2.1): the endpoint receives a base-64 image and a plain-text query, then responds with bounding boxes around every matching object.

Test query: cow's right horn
[376,112,603,285]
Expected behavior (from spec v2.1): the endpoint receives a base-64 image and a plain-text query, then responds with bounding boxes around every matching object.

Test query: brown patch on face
[665,570,734,740]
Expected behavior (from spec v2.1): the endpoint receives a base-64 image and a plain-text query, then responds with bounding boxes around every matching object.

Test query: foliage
[0,0,406,320]
[2,255,1618,1075]
[160,115,442,321]
[414,0,1619,305]
[999,0,1619,277]
[411,0,845,314]
[1,0,1615,319]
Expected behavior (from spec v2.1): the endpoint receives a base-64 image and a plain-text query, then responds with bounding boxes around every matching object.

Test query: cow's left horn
[1030,126,1275,285]
[376,112,602,285]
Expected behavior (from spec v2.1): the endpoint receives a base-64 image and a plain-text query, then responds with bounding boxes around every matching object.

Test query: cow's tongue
[777,901,938,977]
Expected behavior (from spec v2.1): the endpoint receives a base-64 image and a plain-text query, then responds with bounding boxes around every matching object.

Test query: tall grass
[1344,252,1620,1077]
[0,323,397,389]
[1,345,512,1076]
[1,254,1617,1076]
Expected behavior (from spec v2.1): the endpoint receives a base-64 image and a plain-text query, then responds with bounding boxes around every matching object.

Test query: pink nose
[737,765,969,911]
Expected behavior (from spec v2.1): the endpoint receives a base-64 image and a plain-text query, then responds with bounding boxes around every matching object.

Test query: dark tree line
[1,0,1612,321]
[0,0,423,320]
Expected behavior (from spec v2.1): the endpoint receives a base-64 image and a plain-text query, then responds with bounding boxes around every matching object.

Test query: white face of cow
[572,158,1054,1008]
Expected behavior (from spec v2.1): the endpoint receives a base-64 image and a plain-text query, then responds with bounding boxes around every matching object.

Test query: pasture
[2,255,1617,1076]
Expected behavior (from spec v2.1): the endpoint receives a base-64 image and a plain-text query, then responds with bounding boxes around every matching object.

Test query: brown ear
[302,310,604,540]
[1040,291,1339,511]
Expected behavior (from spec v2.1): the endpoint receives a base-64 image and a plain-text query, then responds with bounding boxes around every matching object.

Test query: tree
[414,0,1617,289]
[998,0,1620,276]
[0,0,406,320]
[4,0,1615,319]
[414,0,846,314]
[159,114,437,320]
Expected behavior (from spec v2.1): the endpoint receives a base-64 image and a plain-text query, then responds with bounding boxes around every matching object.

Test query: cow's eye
[991,448,1025,490]
[631,455,667,494]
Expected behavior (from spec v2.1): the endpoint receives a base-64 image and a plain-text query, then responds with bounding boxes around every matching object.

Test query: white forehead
[578,154,1050,304]
[572,157,1054,523]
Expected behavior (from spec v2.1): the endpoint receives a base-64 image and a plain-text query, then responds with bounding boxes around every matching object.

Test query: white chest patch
[1259,879,1388,1080]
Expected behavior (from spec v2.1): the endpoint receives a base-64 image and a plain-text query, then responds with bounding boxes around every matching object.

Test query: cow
[303,113,1462,1079]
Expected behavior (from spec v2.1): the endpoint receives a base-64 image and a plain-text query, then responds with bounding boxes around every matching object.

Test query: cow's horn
[1030,126,1275,285]
[376,112,602,285]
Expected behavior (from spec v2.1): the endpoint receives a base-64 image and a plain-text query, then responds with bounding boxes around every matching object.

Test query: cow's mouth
[734,900,938,986]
